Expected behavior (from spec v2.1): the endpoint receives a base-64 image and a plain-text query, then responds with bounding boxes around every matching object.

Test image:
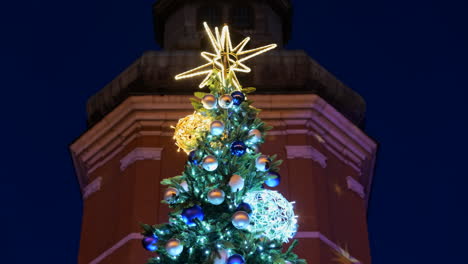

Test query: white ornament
[202,155,218,171]
[248,129,262,143]
[180,181,189,192]
[214,249,228,264]
[232,211,250,229]
[218,94,233,109]
[166,238,183,256]
[208,189,225,205]
[228,174,244,192]
[243,190,297,242]
[202,94,217,109]
[255,155,271,171]
[210,120,225,136]
[163,187,179,203]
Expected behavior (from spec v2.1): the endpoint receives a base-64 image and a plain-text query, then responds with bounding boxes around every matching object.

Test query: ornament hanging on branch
[173,112,211,153]
[202,155,218,171]
[165,238,183,256]
[142,234,158,252]
[207,188,225,205]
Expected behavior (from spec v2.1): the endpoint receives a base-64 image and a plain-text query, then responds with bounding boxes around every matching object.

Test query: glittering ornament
[210,120,225,136]
[218,94,234,109]
[188,150,200,165]
[202,155,218,171]
[243,190,297,242]
[229,174,244,192]
[264,171,281,187]
[180,181,189,192]
[202,94,217,109]
[231,91,245,106]
[230,140,247,156]
[227,254,245,264]
[207,188,225,205]
[173,112,211,153]
[255,155,271,171]
[232,211,250,229]
[248,129,262,143]
[237,202,252,214]
[214,249,228,264]
[181,205,204,227]
[165,238,183,256]
[163,187,179,203]
[141,234,158,252]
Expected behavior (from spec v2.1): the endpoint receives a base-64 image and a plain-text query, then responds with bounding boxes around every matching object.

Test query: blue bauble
[231,141,247,156]
[188,150,200,165]
[231,91,245,106]
[141,234,158,252]
[237,202,252,214]
[181,205,204,227]
[227,254,245,264]
[265,171,281,187]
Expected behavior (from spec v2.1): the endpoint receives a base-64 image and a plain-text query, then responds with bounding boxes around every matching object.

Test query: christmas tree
[140,22,306,264]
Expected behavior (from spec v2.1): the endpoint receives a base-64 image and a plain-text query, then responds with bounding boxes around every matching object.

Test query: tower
[70,1,377,263]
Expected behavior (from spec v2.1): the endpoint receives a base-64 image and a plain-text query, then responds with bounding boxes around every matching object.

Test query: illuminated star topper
[175,22,277,89]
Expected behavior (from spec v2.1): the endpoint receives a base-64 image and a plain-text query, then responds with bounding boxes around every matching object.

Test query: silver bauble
[180,181,189,192]
[164,187,179,203]
[232,211,250,229]
[207,189,225,205]
[218,94,233,109]
[210,120,225,136]
[228,174,244,192]
[248,129,262,143]
[214,249,228,264]
[202,94,217,109]
[255,155,271,171]
[166,238,183,256]
[202,155,218,171]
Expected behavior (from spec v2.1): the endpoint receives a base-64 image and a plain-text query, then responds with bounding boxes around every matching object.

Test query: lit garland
[173,112,211,153]
[243,190,298,242]
[175,22,277,89]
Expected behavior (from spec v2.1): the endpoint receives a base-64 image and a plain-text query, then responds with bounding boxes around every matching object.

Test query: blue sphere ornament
[231,91,245,106]
[237,202,252,214]
[231,141,247,156]
[188,150,200,165]
[265,171,281,187]
[227,254,245,264]
[181,205,204,227]
[141,234,158,252]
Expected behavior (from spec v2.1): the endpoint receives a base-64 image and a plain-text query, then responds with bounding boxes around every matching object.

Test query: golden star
[175,22,277,89]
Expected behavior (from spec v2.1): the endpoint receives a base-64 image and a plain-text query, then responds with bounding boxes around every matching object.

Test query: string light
[173,112,211,153]
[175,22,277,89]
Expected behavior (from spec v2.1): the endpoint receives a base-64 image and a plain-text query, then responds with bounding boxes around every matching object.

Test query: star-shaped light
[175,22,277,89]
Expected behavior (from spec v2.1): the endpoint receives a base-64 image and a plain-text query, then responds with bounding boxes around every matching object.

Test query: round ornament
[188,150,200,165]
[173,113,211,153]
[207,189,225,205]
[232,211,250,229]
[237,202,252,214]
[181,205,204,227]
[227,254,245,264]
[243,190,297,242]
[210,121,225,136]
[255,155,271,171]
[180,181,189,192]
[218,94,234,109]
[264,171,281,187]
[231,91,245,106]
[214,249,228,264]
[165,238,183,256]
[230,141,247,156]
[229,174,244,192]
[163,187,179,203]
[141,234,158,252]
[248,129,262,143]
[202,94,217,109]
[202,155,219,171]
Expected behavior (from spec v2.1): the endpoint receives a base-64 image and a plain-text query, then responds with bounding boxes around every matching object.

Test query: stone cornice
[70,94,377,206]
[285,145,327,168]
[120,147,163,171]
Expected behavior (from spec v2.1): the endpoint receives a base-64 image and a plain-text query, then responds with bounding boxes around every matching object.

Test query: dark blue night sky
[2,0,467,263]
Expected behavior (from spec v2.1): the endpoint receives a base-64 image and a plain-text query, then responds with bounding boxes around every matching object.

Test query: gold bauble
[173,112,211,153]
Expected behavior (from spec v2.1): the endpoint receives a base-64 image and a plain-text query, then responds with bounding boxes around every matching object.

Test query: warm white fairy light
[175,22,277,89]
[244,190,298,243]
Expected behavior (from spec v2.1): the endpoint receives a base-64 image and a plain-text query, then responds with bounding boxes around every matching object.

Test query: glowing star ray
[175,22,277,89]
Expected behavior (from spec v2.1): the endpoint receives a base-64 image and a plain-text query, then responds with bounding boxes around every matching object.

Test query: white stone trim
[120,147,163,171]
[346,176,365,199]
[89,233,143,264]
[285,145,327,168]
[295,232,361,263]
[82,177,102,199]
